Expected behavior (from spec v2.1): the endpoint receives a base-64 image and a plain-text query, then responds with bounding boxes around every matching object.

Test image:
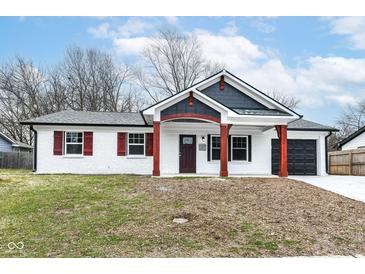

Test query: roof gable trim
[0,132,15,145]
[143,70,300,119]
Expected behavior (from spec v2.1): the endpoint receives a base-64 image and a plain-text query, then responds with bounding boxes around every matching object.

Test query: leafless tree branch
[136,29,224,103]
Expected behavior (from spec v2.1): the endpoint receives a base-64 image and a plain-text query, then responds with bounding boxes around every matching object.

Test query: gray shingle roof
[288,119,337,131]
[21,110,148,126]
[22,110,337,131]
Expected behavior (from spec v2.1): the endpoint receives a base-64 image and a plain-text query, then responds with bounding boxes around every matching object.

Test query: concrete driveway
[290,175,365,203]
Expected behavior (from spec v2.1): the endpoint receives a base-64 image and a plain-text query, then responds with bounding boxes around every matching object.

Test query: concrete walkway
[290,175,365,203]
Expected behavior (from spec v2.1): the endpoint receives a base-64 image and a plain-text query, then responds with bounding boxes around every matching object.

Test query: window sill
[209,160,250,164]
[126,155,147,159]
[209,160,220,163]
[230,160,250,164]
[63,155,84,159]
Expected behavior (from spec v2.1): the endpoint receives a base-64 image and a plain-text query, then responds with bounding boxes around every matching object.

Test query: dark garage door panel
[272,139,317,175]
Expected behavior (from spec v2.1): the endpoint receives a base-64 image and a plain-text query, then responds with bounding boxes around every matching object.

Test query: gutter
[30,125,37,172]
[288,114,304,125]
[20,122,152,128]
[139,110,148,125]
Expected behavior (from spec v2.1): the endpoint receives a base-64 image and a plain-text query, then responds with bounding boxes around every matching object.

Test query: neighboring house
[337,125,365,150]
[21,70,337,176]
[0,132,33,152]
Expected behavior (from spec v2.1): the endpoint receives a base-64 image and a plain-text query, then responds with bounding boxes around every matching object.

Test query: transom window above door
[183,137,193,145]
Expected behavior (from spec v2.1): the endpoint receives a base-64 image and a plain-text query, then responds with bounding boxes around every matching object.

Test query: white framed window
[128,133,145,156]
[65,131,83,155]
[211,135,220,161]
[231,135,248,161]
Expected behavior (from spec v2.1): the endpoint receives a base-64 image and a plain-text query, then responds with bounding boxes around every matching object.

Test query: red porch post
[153,121,160,176]
[220,123,231,177]
[275,125,288,177]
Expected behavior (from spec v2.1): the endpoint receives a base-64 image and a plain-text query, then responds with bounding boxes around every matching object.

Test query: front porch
[152,121,288,177]
[142,72,298,177]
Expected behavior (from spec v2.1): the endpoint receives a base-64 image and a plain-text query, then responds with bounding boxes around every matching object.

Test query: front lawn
[0,169,364,257]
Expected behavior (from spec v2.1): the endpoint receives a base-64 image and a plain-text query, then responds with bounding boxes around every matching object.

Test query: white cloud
[88,23,115,39]
[328,17,365,50]
[113,36,150,56]
[165,16,178,25]
[89,18,153,40]
[326,95,358,106]
[250,17,276,33]
[117,18,153,38]
[89,22,365,110]
[220,21,238,36]
[244,59,296,95]
[242,56,365,108]
[194,29,267,72]
[298,56,365,88]
[110,29,365,108]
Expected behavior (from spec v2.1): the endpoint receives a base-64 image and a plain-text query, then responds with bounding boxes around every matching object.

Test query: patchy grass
[240,222,254,232]
[0,170,364,257]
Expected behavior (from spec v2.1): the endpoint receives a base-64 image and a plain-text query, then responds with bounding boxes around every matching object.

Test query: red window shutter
[117,132,127,156]
[83,132,93,156]
[53,131,63,155]
[146,133,153,156]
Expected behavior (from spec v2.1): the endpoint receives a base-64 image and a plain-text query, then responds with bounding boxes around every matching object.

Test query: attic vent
[219,75,224,91]
[188,91,194,107]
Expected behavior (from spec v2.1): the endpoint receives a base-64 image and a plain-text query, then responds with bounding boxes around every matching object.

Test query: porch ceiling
[160,120,273,132]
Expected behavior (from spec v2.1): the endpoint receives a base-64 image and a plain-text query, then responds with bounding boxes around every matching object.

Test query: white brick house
[22,70,337,176]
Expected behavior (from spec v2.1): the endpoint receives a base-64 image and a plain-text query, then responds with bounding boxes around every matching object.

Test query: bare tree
[0,57,50,144]
[60,46,140,112]
[270,90,300,109]
[336,99,365,138]
[46,67,69,112]
[136,29,223,102]
[0,47,145,144]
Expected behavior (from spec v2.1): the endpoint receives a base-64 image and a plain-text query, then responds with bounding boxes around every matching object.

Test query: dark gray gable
[161,97,220,120]
[200,81,268,110]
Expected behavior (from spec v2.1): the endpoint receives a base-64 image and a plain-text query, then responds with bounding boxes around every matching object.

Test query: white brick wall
[34,125,153,174]
[34,123,328,176]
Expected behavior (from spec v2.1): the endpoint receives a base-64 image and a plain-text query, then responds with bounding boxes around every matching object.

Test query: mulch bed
[119,177,365,257]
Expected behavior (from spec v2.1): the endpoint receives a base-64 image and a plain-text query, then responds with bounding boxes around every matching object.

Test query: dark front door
[272,139,317,175]
[179,135,196,173]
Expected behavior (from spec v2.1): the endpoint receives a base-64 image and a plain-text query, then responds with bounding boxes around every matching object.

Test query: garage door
[272,139,317,175]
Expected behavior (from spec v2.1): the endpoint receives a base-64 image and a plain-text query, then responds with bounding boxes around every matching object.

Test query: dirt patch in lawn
[112,177,365,257]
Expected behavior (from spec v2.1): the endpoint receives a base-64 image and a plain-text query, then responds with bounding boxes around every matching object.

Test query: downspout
[30,125,37,172]
[325,131,333,174]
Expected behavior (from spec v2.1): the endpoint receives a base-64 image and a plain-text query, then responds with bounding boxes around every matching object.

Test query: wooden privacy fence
[329,149,365,176]
[0,151,33,169]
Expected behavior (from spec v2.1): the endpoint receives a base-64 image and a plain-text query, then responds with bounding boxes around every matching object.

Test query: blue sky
[1,16,365,126]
